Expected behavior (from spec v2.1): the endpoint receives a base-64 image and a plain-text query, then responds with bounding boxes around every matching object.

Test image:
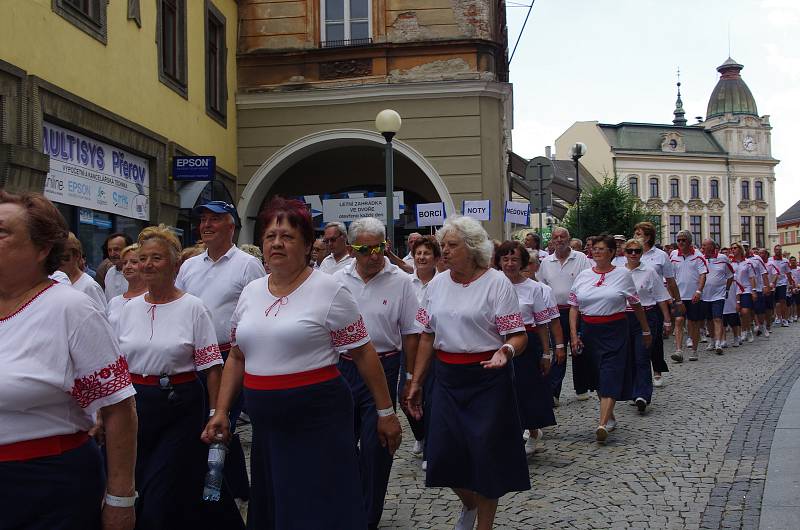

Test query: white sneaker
[782,320,790,327]
[763,326,770,338]
[412,440,423,456]
[689,351,699,361]
[732,339,739,348]
[653,375,664,387]
[700,333,708,343]
[576,392,590,401]
[422,460,427,471]
[705,342,715,351]
[595,425,609,443]
[686,338,694,349]
[720,340,728,348]
[524,429,542,456]
[606,418,618,431]
[671,350,684,363]
[454,504,477,530]
[774,318,782,325]
[746,331,754,343]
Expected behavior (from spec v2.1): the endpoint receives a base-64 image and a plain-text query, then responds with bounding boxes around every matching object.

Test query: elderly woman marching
[496,241,562,455]
[106,244,147,334]
[0,191,137,530]
[407,216,529,530]
[623,238,672,414]
[569,234,652,442]
[117,225,242,529]
[203,197,401,529]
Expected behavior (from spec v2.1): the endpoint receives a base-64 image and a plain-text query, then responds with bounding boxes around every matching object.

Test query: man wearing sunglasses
[669,231,708,362]
[319,221,354,274]
[333,217,419,530]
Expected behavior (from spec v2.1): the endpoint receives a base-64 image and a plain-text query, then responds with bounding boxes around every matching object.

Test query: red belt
[582,312,626,324]
[340,350,399,361]
[218,342,232,353]
[131,371,197,386]
[244,365,340,390]
[0,431,89,462]
[435,350,494,364]
[524,324,537,332]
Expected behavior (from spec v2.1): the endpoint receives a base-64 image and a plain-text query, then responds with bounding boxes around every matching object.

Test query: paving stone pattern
[237,327,800,529]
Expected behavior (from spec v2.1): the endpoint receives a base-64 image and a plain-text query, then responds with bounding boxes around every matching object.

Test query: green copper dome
[706,57,758,119]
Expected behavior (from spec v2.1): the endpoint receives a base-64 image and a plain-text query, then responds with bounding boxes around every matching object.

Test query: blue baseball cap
[193,201,236,216]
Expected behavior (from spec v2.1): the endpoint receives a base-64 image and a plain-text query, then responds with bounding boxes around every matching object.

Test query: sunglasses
[625,248,643,255]
[322,234,341,244]
[351,242,386,256]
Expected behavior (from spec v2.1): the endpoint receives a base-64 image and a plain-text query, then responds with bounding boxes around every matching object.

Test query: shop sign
[416,202,446,227]
[42,122,149,221]
[173,156,216,181]
[462,200,491,221]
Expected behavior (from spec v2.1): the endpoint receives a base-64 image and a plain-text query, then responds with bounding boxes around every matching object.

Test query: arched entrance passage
[237,129,454,244]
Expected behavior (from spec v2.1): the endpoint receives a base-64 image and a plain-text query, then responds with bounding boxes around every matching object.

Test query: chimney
[545,146,552,159]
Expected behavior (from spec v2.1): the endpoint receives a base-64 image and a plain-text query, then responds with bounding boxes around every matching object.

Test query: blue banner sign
[173,156,216,181]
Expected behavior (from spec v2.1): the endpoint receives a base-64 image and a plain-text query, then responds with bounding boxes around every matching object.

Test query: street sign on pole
[525,156,554,233]
[529,189,552,213]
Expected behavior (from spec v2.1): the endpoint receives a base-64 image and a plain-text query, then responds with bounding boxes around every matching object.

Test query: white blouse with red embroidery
[415,268,525,352]
[569,266,640,316]
[512,278,560,326]
[118,293,222,376]
[0,282,135,445]
[231,270,370,376]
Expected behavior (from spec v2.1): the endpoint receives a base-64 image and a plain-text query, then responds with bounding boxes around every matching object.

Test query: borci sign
[416,202,446,227]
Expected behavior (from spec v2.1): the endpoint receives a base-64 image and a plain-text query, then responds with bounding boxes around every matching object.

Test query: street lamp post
[375,109,402,243]
[570,142,588,238]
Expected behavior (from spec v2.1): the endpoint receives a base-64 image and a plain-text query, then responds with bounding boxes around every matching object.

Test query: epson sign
[172,156,216,181]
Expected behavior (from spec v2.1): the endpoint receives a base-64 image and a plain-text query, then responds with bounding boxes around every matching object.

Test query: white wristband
[542,353,553,360]
[377,406,395,418]
[105,492,138,508]
[502,343,516,358]
[555,344,565,349]
[642,331,651,336]
[405,372,413,381]
[208,408,216,417]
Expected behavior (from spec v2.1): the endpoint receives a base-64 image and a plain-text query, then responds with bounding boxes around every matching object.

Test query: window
[690,215,702,244]
[756,216,766,248]
[669,215,682,243]
[670,178,680,198]
[710,216,721,244]
[321,0,371,46]
[157,0,188,97]
[780,232,786,245]
[755,180,764,201]
[53,0,108,44]
[710,179,719,199]
[741,180,750,200]
[649,177,660,198]
[690,178,700,199]
[629,176,639,197]
[205,1,227,125]
[741,216,752,244]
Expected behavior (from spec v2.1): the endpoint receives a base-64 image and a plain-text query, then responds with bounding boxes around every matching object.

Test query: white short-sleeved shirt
[512,278,559,326]
[409,271,437,303]
[669,248,709,300]
[231,271,370,376]
[0,282,135,445]
[71,272,107,311]
[538,250,592,306]
[569,266,640,316]
[733,259,755,295]
[49,270,72,285]
[175,246,266,345]
[702,253,734,302]
[724,270,739,314]
[106,293,143,335]
[768,258,790,287]
[612,255,628,267]
[402,253,415,269]
[104,266,128,301]
[790,267,800,289]
[415,268,524,353]
[748,255,768,291]
[319,253,354,275]
[641,246,675,279]
[333,259,419,353]
[118,294,223,376]
[627,264,671,309]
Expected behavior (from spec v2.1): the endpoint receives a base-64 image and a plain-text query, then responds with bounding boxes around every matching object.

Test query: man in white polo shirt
[701,239,733,354]
[333,217,419,530]
[538,226,591,404]
[669,230,708,362]
[768,244,794,327]
[102,232,133,301]
[175,200,266,501]
[319,221,354,274]
[745,242,770,337]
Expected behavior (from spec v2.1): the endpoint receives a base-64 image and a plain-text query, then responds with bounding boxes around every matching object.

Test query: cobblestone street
[239,325,800,529]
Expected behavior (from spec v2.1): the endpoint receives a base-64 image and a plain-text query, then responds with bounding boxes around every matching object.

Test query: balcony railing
[321,37,373,49]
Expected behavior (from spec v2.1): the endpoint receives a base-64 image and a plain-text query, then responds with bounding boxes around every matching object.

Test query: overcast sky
[506,0,799,214]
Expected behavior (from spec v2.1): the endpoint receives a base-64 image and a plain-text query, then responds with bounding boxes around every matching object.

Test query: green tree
[561,177,654,241]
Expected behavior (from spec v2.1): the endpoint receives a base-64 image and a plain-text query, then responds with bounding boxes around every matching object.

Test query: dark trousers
[549,307,595,398]
[650,308,669,373]
[339,354,400,528]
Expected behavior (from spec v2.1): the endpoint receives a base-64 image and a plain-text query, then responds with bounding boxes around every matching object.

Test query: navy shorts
[703,299,725,319]
[682,300,704,322]
[754,292,766,314]
[739,293,754,309]
[723,312,741,328]
[775,285,788,302]
[764,292,775,310]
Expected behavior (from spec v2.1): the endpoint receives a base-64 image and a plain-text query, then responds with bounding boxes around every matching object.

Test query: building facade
[777,200,800,258]
[0,0,238,265]
[555,58,779,247]
[235,0,513,242]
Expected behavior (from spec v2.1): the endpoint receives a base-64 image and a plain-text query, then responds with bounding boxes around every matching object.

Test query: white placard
[504,201,530,225]
[462,200,491,221]
[42,122,149,221]
[416,202,446,227]
[323,197,388,223]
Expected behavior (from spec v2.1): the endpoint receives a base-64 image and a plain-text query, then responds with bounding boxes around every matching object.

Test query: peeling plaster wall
[386,0,494,43]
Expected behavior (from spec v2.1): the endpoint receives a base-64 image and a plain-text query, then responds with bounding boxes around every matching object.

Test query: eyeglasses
[676,238,689,243]
[158,373,178,403]
[322,234,341,244]
[351,242,386,256]
[625,248,643,255]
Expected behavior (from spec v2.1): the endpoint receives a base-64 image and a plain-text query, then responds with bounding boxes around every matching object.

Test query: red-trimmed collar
[676,246,696,257]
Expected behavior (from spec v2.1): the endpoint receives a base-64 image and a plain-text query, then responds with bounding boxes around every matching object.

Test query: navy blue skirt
[426,358,531,499]
[0,438,104,529]
[582,317,634,401]
[512,331,557,429]
[244,375,366,529]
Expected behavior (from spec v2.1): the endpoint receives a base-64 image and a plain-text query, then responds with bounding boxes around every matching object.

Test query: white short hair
[676,229,692,243]
[348,217,385,243]
[324,221,347,238]
[437,215,493,268]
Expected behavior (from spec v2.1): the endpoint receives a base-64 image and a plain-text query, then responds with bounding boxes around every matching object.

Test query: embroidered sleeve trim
[533,308,553,325]
[626,294,641,305]
[415,307,430,328]
[70,355,132,409]
[194,344,222,368]
[547,306,561,319]
[568,291,579,306]
[496,313,524,333]
[330,315,369,348]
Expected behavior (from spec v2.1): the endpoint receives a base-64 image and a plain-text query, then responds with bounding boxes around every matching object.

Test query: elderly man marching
[669,230,708,362]
[333,217,419,530]
[175,200,266,502]
[320,221,354,274]
[701,239,733,354]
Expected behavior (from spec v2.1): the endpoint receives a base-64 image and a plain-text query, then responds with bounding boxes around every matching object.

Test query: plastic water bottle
[202,442,227,502]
